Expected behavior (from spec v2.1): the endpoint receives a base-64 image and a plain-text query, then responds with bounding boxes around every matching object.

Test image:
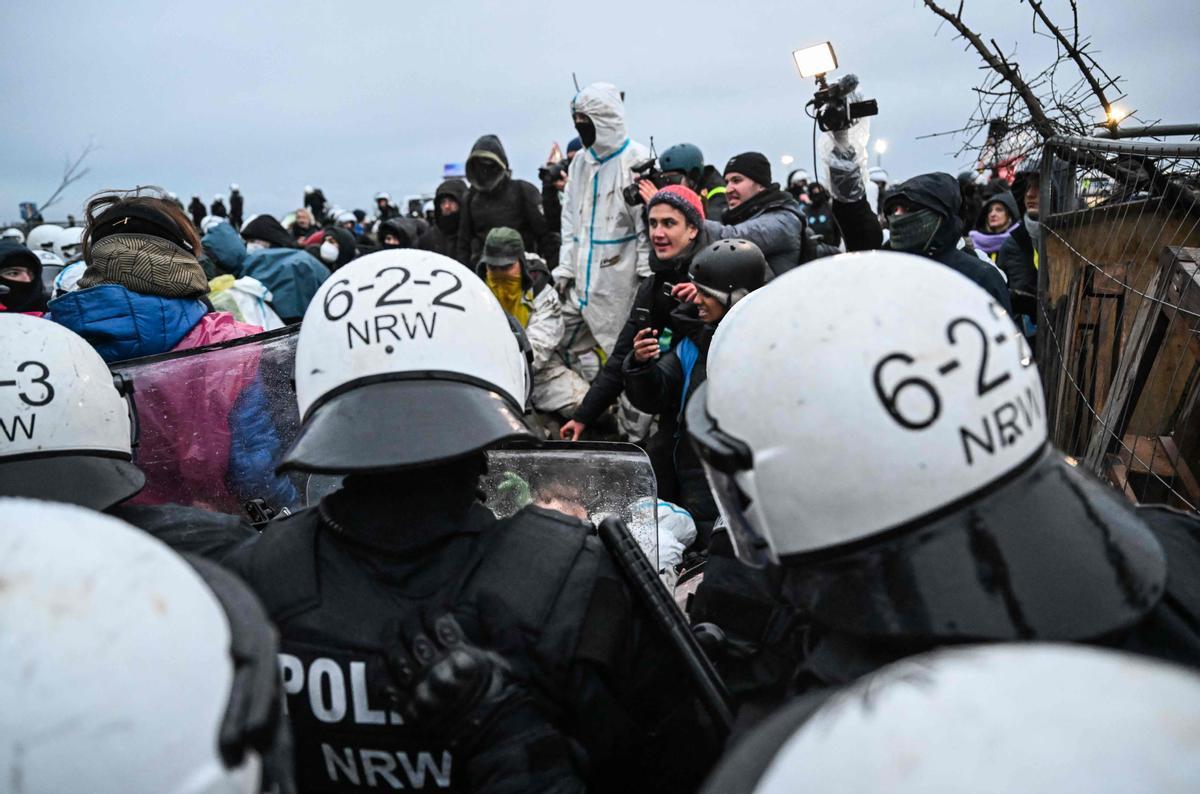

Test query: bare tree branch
[39,140,97,215]
[1022,0,1113,121]
[922,0,1058,139]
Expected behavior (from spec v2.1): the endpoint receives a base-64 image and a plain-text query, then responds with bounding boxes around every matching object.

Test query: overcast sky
[3,0,1197,224]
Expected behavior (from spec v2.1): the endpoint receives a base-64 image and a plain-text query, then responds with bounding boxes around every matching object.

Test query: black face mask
[436,211,460,233]
[0,276,44,312]
[574,119,596,149]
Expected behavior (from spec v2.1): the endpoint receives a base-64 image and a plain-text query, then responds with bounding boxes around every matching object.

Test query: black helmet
[689,238,768,307]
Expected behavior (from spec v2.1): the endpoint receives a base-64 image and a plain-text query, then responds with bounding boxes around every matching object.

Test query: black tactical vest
[230,502,610,793]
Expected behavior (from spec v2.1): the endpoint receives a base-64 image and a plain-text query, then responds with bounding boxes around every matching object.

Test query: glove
[386,612,525,749]
[554,276,574,303]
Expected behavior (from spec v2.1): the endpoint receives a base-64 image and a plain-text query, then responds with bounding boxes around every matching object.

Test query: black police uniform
[217,471,716,794]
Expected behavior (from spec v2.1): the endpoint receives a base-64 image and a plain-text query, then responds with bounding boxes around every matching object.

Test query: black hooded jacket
[188,197,206,229]
[0,241,46,312]
[417,179,468,262]
[242,214,298,249]
[884,173,1012,312]
[229,190,244,229]
[457,135,558,268]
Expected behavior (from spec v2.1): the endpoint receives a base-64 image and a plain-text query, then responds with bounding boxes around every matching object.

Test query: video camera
[622,157,684,207]
[538,161,569,185]
[793,42,878,133]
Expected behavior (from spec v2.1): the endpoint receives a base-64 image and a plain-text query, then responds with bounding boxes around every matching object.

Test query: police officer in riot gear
[0,498,293,794]
[685,251,1200,706]
[0,314,256,550]
[213,250,716,793]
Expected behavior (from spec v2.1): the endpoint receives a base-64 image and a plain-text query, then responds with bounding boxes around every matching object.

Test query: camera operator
[702,150,882,278]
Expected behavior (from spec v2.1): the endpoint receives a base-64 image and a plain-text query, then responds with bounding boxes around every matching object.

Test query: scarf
[486,272,530,327]
[888,209,943,254]
[79,233,209,297]
[969,222,1020,256]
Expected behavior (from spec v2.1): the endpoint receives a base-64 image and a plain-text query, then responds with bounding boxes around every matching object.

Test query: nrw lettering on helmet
[0,360,54,442]
[322,265,467,351]
[871,302,1042,467]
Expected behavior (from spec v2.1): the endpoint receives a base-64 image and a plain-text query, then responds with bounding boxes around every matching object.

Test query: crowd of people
[2,78,1198,793]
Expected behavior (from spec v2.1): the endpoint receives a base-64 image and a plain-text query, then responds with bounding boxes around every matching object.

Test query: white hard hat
[741,643,1200,794]
[32,249,64,268]
[25,223,62,252]
[687,249,1167,641]
[281,249,533,473]
[375,191,391,201]
[56,225,84,258]
[2,226,25,243]
[0,498,283,794]
[0,315,143,509]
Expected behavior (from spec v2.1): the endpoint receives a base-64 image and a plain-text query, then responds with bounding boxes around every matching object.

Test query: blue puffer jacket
[203,222,330,321]
[48,283,209,361]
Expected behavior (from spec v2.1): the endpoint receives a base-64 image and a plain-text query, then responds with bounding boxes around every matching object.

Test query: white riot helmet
[687,252,1165,639]
[1,226,24,243]
[25,223,62,252]
[868,166,889,185]
[230,182,240,192]
[0,315,143,509]
[374,190,391,202]
[0,498,290,794]
[722,643,1200,794]
[214,193,227,204]
[32,248,64,269]
[281,249,533,473]
[335,210,357,225]
[56,225,85,259]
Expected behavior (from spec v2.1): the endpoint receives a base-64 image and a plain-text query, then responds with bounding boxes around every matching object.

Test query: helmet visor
[686,381,776,568]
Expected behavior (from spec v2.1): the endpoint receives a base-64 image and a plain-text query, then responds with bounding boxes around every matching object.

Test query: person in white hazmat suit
[479,226,589,419]
[554,82,651,377]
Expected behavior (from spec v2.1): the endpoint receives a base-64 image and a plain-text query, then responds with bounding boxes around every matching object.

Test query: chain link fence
[1038,135,1200,511]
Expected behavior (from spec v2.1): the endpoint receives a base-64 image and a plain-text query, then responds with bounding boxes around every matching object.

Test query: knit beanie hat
[723,152,773,188]
[647,185,706,228]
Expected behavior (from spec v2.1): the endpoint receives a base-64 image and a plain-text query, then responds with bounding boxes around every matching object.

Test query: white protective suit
[554,83,651,355]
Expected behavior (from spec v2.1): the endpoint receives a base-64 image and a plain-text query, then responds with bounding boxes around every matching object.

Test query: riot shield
[109,326,303,516]
[306,441,660,568]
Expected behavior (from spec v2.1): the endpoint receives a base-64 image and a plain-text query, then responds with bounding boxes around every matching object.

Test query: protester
[803,182,841,247]
[882,172,1012,310]
[998,156,1042,305]
[227,183,243,228]
[457,134,557,267]
[289,206,318,241]
[204,217,330,323]
[181,196,202,231]
[555,82,651,373]
[623,238,767,544]
[417,178,468,261]
[315,225,357,270]
[478,227,589,420]
[0,240,47,313]
[968,190,1020,261]
[303,185,326,221]
[560,185,709,443]
[241,213,299,250]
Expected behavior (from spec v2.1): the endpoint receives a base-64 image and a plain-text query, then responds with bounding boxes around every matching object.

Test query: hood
[241,214,297,249]
[201,222,249,276]
[466,135,512,193]
[434,179,468,217]
[884,172,964,255]
[0,240,46,312]
[324,226,358,268]
[571,82,628,159]
[48,283,208,362]
[377,219,415,248]
[974,190,1020,232]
